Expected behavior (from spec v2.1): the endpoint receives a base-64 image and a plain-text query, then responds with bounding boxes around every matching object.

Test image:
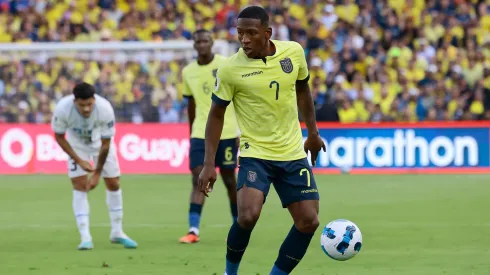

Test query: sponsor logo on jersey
[215,76,220,90]
[241,71,263,78]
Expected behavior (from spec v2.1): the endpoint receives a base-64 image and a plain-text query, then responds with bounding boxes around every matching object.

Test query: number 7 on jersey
[270,81,280,100]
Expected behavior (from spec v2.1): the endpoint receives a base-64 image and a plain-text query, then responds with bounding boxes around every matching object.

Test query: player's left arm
[295,43,325,164]
[295,43,318,137]
[95,106,116,174]
[88,136,111,191]
[95,138,111,174]
[296,80,317,135]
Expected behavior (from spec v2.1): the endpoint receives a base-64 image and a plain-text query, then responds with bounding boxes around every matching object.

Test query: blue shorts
[237,157,320,208]
[189,138,238,170]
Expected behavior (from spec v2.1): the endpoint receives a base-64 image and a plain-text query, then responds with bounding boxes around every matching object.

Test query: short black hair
[238,6,269,26]
[194,29,211,36]
[193,29,212,39]
[73,82,95,99]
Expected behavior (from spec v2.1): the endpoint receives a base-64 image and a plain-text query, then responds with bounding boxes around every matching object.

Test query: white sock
[106,189,124,237]
[189,227,200,236]
[73,190,91,242]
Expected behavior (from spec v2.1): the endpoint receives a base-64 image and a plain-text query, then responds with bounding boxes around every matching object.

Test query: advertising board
[0,123,488,174]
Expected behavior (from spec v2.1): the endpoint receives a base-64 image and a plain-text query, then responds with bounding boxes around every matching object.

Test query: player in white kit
[51,82,137,250]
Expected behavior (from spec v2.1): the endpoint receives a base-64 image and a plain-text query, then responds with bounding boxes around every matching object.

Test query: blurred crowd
[1,0,490,124]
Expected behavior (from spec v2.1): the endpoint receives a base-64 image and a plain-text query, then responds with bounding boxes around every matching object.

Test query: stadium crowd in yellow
[1,0,490,124]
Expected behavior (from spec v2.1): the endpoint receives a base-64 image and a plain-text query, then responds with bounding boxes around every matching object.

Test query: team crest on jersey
[247,171,257,182]
[279,57,293,74]
[212,69,218,77]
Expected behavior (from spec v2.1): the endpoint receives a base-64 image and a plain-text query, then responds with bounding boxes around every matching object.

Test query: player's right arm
[51,105,94,172]
[203,102,226,167]
[182,68,195,135]
[187,98,196,135]
[198,67,235,196]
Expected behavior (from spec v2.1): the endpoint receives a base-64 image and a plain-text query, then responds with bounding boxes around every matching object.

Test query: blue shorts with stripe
[237,157,320,208]
[189,138,238,170]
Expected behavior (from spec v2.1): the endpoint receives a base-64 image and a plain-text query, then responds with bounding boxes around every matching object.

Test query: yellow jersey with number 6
[212,40,309,161]
[182,54,239,140]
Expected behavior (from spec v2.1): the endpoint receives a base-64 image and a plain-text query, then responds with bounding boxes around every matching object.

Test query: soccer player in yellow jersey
[198,6,326,275]
[180,29,240,244]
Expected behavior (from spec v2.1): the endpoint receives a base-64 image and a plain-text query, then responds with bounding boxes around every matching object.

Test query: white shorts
[67,144,120,179]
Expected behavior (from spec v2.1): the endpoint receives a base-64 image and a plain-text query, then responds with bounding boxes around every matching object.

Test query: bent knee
[237,208,260,229]
[295,214,320,233]
[104,178,120,191]
[71,176,88,191]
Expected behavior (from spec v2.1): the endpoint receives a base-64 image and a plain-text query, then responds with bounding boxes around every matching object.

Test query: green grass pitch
[0,174,489,275]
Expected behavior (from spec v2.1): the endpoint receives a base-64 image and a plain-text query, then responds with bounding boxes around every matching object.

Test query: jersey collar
[197,54,215,66]
[243,40,278,64]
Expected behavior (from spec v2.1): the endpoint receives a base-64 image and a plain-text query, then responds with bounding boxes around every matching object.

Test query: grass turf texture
[0,174,489,275]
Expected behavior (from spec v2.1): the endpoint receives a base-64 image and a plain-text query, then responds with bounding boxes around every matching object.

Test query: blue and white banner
[302,123,490,174]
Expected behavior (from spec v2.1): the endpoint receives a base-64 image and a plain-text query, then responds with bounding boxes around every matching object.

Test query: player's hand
[78,160,95,173]
[304,133,326,166]
[198,164,217,197]
[87,172,101,191]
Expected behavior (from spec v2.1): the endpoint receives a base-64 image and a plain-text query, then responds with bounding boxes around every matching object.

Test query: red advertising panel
[0,124,190,174]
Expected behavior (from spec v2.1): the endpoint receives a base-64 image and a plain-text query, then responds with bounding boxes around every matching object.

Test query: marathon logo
[304,129,481,168]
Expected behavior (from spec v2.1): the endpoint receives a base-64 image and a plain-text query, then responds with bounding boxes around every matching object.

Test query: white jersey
[51,94,116,153]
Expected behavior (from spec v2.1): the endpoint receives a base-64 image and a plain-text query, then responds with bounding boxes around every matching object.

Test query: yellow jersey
[212,40,309,161]
[182,54,239,140]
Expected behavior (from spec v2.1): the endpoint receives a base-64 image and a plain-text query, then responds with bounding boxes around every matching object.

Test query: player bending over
[180,29,240,244]
[198,6,326,275]
[51,82,137,250]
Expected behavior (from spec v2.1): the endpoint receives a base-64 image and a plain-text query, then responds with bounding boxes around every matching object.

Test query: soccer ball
[320,219,362,261]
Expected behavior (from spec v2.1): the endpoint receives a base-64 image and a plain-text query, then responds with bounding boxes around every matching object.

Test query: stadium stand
[1,0,490,123]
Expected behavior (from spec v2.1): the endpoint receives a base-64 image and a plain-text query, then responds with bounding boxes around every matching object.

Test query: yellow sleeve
[295,42,309,81]
[212,67,235,106]
[182,69,192,97]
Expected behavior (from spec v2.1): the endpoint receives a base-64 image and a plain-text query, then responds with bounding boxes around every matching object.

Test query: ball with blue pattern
[320,219,362,261]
